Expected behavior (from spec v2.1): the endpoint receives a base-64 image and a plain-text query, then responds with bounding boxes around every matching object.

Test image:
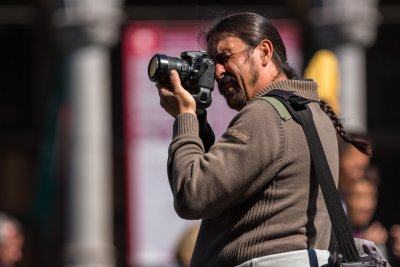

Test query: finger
[159,87,175,97]
[156,82,174,95]
[169,70,182,92]
[369,221,380,230]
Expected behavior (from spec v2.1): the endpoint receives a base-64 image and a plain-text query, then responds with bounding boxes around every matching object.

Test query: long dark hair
[199,12,298,79]
[320,100,372,156]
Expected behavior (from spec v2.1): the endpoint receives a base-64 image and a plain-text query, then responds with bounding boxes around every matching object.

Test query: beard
[217,73,247,110]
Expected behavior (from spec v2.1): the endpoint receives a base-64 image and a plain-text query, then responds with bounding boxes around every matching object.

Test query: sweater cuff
[173,113,199,138]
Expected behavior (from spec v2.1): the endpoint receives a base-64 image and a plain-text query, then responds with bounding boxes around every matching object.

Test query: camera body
[148,51,215,109]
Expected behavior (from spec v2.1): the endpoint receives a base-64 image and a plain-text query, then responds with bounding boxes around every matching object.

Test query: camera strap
[262,89,361,263]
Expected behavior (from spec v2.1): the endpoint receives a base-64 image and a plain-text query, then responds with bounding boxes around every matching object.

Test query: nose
[215,63,226,80]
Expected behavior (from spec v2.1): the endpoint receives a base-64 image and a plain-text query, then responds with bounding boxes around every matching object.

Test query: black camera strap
[263,89,361,263]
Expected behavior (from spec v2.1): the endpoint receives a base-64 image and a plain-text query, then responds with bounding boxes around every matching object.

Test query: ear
[259,39,273,66]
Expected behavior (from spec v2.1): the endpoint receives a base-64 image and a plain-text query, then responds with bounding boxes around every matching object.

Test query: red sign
[123,20,301,266]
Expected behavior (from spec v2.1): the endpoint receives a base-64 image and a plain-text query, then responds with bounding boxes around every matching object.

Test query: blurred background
[0,0,399,266]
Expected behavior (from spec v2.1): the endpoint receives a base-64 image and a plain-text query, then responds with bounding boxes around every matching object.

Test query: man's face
[339,145,370,190]
[211,36,260,110]
[346,180,377,228]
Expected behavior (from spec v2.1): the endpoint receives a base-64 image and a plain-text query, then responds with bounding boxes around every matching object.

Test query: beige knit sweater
[167,79,339,267]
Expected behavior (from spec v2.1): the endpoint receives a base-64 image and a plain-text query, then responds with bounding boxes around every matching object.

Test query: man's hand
[362,221,388,245]
[157,70,196,118]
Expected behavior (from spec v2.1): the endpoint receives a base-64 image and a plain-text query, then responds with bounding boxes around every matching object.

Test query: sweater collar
[254,79,320,102]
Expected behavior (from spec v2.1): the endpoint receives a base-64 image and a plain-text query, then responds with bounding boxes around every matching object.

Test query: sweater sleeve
[167,100,287,219]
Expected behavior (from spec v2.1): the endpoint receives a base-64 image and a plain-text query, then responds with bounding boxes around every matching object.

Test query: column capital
[54,0,124,48]
[309,0,381,47]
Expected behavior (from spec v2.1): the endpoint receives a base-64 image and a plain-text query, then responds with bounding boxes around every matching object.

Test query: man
[156,12,368,267]
[345,167,388,258]
[0,213,24,267]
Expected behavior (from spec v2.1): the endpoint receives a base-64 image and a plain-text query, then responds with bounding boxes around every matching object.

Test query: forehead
[342,146,370,162]
[351,181,376,195]
[209,36,247,57]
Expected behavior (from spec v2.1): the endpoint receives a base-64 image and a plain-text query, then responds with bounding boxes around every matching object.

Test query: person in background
[344,166,388,258]
[0,213,24,267]
[338,133,371,213]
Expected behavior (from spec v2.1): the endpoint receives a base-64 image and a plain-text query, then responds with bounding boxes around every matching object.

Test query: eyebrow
[214,47,251,62]
[214,51,228,57]
[213,51,231,62]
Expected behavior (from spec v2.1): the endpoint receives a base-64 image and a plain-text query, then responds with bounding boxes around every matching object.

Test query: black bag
[263,89,391,267]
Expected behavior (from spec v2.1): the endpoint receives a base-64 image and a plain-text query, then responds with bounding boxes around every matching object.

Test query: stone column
[334,0,381,133]
[53,1,123,266]
[308,0,381,133]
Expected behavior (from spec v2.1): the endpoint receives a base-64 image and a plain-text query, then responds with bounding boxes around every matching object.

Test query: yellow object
[175,224,200,267]
[304,49,340,113]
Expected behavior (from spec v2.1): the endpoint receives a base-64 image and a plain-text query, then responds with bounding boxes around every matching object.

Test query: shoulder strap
[264,89,361,263]
[260,96,292,121]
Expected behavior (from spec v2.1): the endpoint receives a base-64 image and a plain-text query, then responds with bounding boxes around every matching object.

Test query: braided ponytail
[319,100,372,156]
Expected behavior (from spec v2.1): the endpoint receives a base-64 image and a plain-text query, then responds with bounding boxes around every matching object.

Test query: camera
[148,51,215,109]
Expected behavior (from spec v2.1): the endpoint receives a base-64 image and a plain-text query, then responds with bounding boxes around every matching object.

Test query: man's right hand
[157,70,196,118]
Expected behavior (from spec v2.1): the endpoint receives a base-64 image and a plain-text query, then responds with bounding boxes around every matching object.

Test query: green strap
[260,96,292,121]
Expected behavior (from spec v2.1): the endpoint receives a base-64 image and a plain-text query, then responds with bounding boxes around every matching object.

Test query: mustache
[217,73,238,91]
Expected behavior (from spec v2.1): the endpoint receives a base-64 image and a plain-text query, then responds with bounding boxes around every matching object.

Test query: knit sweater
[167,79,339,267]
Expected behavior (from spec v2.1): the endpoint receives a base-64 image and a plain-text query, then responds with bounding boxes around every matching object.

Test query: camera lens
[148,56,159,80]
[148,54,192,84]
[148,54,170,82]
